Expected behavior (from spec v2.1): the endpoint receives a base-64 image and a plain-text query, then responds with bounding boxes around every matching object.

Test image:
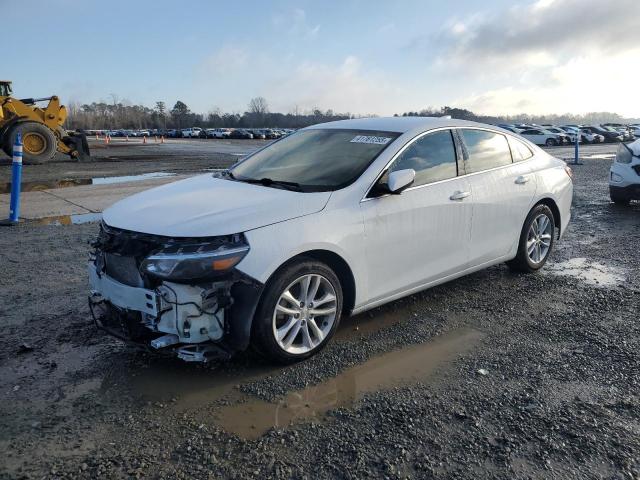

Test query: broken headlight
[141,241,249,282]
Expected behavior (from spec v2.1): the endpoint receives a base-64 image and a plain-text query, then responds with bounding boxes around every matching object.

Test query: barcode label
[350,135,392,145]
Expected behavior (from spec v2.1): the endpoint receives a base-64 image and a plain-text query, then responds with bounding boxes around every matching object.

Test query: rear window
[460,129,512,174]
[509,137,534,162]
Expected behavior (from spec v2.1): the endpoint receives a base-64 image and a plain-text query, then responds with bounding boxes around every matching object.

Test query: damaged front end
[88,222,263,362]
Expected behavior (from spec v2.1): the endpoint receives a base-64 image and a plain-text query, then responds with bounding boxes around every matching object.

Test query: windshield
[230,129,400,191]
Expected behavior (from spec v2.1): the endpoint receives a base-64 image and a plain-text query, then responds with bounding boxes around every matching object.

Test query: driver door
[360,129,472,304]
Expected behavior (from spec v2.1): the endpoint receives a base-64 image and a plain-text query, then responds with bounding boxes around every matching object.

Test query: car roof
[306,116,504,134]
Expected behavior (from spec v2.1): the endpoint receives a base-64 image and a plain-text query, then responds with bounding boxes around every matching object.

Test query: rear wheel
[5,122,57,164]
[508,204,555,273]
[252,258,343,363]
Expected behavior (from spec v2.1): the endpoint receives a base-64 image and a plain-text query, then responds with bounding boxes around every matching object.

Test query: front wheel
[252,259,343,363]
[545,138,557,147]
[4,122,58,164]
[508,204,555,273]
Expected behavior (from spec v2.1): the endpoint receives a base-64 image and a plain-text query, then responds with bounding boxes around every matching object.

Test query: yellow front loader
[0,80,90,164]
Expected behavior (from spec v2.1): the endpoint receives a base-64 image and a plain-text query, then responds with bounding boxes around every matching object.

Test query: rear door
[456,129,537,266]
[361,129,472,303]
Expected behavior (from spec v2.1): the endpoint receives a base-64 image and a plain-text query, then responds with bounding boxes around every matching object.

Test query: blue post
[573,131,583,165]
[1,133,23,226]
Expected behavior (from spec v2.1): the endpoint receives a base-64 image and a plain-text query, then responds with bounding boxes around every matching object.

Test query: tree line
[64,96,637,131]
[65,97,352,130]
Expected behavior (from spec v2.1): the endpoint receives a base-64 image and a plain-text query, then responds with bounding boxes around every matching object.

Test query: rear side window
[384,130,458,187]
[460,129,512,174]
[509,137,534,162]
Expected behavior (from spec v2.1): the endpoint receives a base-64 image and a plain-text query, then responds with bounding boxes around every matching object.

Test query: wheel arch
[264,249,356,316]
[535,197,561,239]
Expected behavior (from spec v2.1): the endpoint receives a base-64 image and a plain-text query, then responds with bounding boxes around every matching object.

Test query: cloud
[202,45,248,74]
[425,0,640,116]
[263,56,404,114]
[272,8,320,38]
[434,0,640,68]
[451,48,640,116]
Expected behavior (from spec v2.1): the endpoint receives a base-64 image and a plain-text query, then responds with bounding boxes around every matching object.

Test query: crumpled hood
[102,174,331,237]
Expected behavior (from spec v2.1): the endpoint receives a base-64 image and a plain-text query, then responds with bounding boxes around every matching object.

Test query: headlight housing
[615,143,633,164]
[141,240,250,282]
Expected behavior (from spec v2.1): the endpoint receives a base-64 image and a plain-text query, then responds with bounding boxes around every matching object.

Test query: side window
[381,130,458,188]
[460,129,512,174]
[509,137,534,162]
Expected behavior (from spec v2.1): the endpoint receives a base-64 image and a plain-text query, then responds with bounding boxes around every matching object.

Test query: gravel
[1,148,639,479]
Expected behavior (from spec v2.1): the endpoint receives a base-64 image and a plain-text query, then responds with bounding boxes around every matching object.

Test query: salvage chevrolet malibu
[89,117,573,363]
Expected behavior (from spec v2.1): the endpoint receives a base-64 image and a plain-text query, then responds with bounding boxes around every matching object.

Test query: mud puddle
[0,172,178,194]
[545,257,626,287]
[582,153,615,160]
[336,305,410,341]
[91,171,177,185]
[216,328,483,439]
[32,212,102,226]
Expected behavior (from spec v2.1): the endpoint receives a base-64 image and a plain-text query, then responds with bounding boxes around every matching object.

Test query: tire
[6,122,57,164]
[545,138,557,147]
[251,258,343,363]
[507,204,556,273]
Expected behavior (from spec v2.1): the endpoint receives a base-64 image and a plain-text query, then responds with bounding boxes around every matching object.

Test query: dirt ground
[0,138,269,186]
[1,144,639,479]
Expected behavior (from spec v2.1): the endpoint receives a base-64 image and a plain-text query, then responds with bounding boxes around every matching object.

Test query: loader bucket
[64,132,91,162]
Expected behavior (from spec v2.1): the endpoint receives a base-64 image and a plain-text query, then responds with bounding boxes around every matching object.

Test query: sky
[4,0,640,117]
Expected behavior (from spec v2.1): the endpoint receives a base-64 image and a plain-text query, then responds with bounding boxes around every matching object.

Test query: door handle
[450,191,471,201]
[515,175,529,185]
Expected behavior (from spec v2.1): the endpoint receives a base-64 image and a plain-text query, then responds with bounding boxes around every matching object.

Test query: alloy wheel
[272,274,338,355]
[526,213,553,264]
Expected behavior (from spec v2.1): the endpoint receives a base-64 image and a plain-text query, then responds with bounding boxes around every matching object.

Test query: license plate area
[89,264,157,316]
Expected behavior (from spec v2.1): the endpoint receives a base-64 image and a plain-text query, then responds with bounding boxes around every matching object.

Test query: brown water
[216,328,483,439]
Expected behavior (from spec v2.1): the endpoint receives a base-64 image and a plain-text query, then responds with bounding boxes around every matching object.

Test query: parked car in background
[206,128,231,139]
[518,128,561,146]
[608,126,634,142]
[165,129,180,138]
[89,117,573,363]
[249,129,266,140]
[181,127,203,138]
[581,126,623,143]
[578,128,605,144]
[629,125,640,137]
[609,140,640,205]
[541,127,573,144]
[229,129,254,139]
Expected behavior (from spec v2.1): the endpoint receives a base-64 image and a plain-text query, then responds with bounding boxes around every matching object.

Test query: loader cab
[0,81,12,97]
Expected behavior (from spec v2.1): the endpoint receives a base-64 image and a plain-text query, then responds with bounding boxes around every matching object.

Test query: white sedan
[89,117,573,363]
[518,128,562,146]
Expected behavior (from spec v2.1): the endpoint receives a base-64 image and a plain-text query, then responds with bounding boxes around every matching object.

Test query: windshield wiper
[239,177,302,191]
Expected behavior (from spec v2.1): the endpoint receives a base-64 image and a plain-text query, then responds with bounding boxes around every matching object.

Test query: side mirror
[387,169,416,194]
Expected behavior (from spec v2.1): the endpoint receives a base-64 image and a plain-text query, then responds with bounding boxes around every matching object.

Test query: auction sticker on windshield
[350,135,392,145]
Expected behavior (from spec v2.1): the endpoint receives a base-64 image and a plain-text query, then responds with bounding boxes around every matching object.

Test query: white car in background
[543,127,574,144]
[181,127,203,138]
[89,117,573,363]
[578,128,605,144]
[518,128,562,146]
[610,140,640,205]
[206,128,231,139]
